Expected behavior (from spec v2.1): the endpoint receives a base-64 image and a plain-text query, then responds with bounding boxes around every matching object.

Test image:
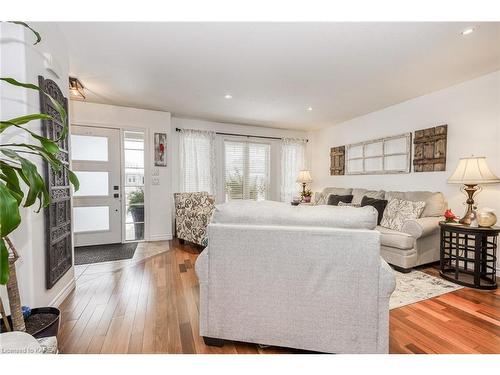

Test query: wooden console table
[439,222,498,290]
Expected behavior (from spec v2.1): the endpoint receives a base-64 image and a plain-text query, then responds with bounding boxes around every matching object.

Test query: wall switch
[152,177,160,185]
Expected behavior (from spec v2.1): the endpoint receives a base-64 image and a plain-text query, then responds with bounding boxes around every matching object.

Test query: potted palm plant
[0,22,79,337]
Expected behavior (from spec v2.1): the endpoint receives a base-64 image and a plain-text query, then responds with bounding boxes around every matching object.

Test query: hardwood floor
[58,240,500,354]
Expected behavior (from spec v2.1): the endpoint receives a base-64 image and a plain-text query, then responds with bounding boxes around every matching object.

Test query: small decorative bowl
[291,201,300,206]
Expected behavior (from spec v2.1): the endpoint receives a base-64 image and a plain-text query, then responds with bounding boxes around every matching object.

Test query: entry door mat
[74,242,138,265]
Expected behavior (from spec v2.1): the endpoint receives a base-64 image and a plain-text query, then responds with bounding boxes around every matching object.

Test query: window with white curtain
[224,140,270,201]
[280,138,307,202]
[179,129,217,194]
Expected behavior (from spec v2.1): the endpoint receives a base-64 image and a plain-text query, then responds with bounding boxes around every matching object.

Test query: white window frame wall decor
[345,133,412,175]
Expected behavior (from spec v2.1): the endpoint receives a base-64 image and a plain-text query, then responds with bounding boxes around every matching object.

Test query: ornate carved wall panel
[38,76,73,289]
[330,146,345,175]
[413,124,448,172]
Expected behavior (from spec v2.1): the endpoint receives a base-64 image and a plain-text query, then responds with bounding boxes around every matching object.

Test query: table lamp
[448,156,500,225]
[296,170,313,195]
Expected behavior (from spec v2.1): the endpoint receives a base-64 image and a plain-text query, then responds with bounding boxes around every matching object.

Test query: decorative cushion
[384,191,446,217]
[380,198,426,231]
[327,194,354,206]
[315,187,353,205]
[313,192,327,205]
[361,196,388,225]
[351,189,385,205]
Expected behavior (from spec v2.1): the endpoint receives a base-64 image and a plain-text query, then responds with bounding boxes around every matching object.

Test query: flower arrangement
[300,189,312,203]
[444,209,458,223]
[300,189,312,198]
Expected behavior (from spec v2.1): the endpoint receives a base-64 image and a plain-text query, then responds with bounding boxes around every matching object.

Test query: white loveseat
[315,187,447,272]
[195,200,396,353]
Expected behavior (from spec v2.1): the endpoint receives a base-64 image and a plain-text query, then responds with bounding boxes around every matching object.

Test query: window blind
[224,140,270,201]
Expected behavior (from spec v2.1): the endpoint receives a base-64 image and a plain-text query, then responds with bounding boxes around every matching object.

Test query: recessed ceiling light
[224,94,233,99]
[307,106,313,111]
[461,28,475,36]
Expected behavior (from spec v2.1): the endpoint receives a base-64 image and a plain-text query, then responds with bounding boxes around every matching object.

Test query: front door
[71,125,122,246]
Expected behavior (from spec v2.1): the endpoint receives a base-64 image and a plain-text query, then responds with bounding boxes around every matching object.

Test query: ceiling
[56,22,500,130]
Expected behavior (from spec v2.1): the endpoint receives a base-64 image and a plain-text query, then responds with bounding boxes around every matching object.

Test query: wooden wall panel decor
[413,124,448,172]
[330,146,345,175]
[38,76,73,289]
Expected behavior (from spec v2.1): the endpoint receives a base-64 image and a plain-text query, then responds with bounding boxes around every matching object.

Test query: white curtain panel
[280,138,307,202]
[179,129,217,195]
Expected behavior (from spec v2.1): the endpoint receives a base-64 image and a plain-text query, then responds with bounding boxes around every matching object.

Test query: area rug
[74,242,138,265]
[389,270,463,309]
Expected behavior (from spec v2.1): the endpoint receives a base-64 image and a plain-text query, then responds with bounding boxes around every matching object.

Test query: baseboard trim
[49,277,76,308]
[149,234,173,241]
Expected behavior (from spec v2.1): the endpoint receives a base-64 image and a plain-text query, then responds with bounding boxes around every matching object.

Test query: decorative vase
[302,196,311,203]
[477,208,497,228]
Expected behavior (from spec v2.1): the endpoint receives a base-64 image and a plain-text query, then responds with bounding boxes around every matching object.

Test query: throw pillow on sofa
[380,198,426,231]
[327,194,354,206]
[360,196,388,225]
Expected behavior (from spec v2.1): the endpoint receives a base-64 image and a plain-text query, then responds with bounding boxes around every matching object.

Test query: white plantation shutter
[179,129,216,194]
[224,140,270,201]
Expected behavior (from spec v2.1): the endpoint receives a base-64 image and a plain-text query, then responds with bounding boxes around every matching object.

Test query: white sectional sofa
[195,200,396,353]
[315,187,447,272]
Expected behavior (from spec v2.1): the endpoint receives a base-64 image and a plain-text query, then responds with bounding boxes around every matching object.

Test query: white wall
[70,101,173,241]
[171,116,308,203]
[0,22,75,310]
[309,71,500,268]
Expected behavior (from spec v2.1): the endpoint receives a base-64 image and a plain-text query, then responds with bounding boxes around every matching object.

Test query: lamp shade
[296,170,313,183]
[448,157,500,185]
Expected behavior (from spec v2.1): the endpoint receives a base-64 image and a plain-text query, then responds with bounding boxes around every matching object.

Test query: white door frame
[71,121,150,243]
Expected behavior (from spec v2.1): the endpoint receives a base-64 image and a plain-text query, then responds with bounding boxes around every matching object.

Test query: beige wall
[308,71,500,268]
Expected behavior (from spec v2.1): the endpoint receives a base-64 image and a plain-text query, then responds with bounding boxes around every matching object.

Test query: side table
[439,222,498,290]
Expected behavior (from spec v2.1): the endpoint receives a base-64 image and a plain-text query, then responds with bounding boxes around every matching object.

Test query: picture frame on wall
[345,133,411,175]
[154,132,167,167]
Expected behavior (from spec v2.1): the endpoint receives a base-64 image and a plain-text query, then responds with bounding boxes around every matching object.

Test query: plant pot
[302,196,311,203]
[129,205,145,239]
[0,307,60,338]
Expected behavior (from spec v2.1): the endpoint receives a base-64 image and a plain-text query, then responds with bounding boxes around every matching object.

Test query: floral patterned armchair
[174,192,216,247]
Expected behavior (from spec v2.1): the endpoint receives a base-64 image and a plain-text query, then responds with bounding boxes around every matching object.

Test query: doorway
[71,125,122,247]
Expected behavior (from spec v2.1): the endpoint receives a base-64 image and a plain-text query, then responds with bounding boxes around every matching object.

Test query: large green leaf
[8,21,41,45]
[0,163,24,205]
[13,127,60,155]
[0,113,54,133]
[1,149,49,210]
[0,238,9,285]
[0,182,22,237]
[0,78,68,140]
[3,143,62,171]
[67,168,80,192]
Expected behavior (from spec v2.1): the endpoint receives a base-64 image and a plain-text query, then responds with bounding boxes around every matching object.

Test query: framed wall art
[345,133,412,175]
[154,132,167,167]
